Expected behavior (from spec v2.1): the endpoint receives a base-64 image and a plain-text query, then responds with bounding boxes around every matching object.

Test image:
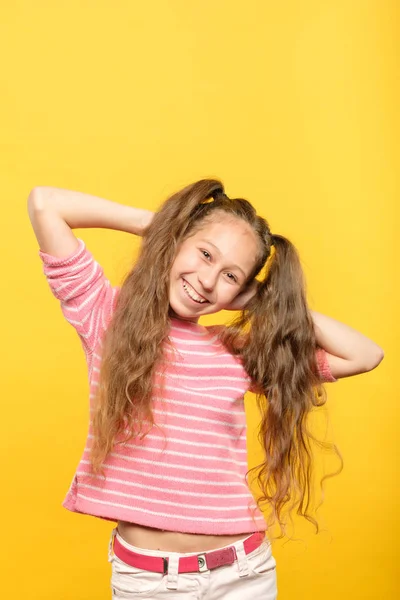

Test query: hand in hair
[225,280,260,311]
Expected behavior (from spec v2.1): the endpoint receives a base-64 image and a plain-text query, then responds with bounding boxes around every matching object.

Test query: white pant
[108,528,277,599]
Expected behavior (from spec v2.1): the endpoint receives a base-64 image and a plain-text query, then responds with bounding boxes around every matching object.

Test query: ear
[225,280,260,311]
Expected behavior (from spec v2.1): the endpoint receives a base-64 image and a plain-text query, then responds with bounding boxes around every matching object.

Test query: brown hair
[90,179,342,539]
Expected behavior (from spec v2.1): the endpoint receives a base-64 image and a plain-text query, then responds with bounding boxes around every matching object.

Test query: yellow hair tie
[256,242,276,282]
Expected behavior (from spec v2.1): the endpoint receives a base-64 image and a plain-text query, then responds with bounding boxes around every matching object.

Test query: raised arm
[310,310,384,379]
[27,186,154,257]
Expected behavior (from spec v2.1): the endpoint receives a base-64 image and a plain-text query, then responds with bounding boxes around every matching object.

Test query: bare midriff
[117,521,258,553]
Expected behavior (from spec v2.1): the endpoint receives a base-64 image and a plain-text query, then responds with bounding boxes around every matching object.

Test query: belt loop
[107,528,117,562]
[235,541,250,578]
[165,553,179,590]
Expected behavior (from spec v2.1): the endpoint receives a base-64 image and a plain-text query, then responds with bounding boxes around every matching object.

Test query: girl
[28,179,383,599]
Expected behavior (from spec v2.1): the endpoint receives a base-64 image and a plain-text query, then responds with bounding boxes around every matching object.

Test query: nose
[197,266,218,293]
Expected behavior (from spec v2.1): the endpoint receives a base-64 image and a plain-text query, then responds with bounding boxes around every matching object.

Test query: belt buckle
[163,557,169,574]
[197,554,208,573]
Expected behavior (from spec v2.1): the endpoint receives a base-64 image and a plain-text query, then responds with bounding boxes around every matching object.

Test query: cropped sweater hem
[62,481,268,536]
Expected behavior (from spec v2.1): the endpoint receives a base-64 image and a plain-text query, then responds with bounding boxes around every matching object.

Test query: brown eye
[201,250,211,260]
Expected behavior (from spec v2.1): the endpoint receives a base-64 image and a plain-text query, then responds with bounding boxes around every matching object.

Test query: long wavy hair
[90,179,342,538]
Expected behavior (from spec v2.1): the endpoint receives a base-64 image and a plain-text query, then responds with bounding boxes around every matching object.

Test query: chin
[169,300,195,321]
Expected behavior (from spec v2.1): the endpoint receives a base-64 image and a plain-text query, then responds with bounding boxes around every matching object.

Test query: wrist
[126,208,154,236]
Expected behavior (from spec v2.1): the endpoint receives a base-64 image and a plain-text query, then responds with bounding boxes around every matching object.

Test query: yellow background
[1,1,397,598]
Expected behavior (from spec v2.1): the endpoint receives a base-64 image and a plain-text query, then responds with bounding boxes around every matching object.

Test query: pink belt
[112,531,265,574]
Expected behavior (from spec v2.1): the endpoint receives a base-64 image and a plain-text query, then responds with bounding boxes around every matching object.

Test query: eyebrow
[199,238,247,278]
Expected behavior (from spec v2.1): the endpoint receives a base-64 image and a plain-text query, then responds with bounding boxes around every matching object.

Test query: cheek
[172,252,201,276]
[217,283,240,304]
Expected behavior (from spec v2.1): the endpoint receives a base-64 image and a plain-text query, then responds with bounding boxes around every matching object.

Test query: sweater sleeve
[38,238,119,355]
[315,346,337,383]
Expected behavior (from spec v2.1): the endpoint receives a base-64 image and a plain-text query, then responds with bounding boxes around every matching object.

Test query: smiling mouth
[182,279,209,304]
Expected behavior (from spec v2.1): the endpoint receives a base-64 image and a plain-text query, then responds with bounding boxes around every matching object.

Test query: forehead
[188,216,260,275]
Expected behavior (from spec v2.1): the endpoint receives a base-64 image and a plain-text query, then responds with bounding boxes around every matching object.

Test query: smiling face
[168,215,261,322]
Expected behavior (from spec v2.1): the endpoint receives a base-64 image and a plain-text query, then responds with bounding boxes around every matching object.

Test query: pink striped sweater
[39,239,336,535]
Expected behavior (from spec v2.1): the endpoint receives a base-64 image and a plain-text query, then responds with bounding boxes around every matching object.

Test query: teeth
[183,281,207,303]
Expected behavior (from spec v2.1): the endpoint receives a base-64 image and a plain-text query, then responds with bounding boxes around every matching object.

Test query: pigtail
[243,233,319,391]
[223,233,341,539]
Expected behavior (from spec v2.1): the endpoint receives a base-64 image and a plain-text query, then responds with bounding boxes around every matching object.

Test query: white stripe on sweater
[167,361,244,371]
[78,483,250,511]
[86,432,247,453]
[152,408,245,428]
[153,397,243,417]
[168,335,221,346]
[53,258,99,297]
[83,442,247,467]
[79,460,245,486]
[169,324,211,336]
[152,383,245,403]
[77,472,250,498]
[107,453,243,476]
[164,346,227,357]
[155,371,246,384]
